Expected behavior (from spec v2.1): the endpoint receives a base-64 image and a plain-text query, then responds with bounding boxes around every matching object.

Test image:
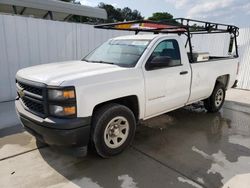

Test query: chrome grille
[16,79,46,116]
[21,97,45,114]
[17,81,43,96]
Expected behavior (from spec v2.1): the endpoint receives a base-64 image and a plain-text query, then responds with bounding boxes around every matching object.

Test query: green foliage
[121,7,143,21]
[148,12,173,21]
[98,3,123,22]
[98,3,143,23]
[147,12,179,25]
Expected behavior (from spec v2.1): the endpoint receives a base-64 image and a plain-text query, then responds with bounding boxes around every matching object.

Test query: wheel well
[93,95,139,122]
[216,75,229,89]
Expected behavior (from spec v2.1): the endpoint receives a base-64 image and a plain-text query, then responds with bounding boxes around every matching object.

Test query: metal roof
[0,0,107,21]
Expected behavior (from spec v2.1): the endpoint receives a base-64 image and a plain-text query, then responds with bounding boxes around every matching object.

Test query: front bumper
[15,100,91,154]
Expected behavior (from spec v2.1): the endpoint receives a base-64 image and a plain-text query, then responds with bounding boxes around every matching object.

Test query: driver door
[143,39,191,118]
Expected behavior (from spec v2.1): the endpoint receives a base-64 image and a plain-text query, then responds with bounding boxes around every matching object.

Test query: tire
[91,103,136,158]
[204,82,226,113]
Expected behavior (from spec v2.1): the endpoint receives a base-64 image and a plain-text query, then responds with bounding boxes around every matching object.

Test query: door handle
[180,71,188,75]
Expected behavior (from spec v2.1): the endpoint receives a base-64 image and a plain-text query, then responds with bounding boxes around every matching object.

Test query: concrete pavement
[0,88,250,188]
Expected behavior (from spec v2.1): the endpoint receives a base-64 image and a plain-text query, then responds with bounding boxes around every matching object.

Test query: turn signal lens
[63,106,76,115]
[63,90,75,99]
[49,105,76,116]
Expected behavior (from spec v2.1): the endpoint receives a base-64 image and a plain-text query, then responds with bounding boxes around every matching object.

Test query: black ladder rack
[94,18,239,61]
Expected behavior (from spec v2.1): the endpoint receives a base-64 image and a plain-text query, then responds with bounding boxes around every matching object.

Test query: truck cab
[15,18,239,158]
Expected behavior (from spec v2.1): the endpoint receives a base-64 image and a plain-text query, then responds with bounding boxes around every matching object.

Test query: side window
[146,40,181,70]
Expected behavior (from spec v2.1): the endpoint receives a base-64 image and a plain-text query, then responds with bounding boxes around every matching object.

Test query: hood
[16,61,125,85]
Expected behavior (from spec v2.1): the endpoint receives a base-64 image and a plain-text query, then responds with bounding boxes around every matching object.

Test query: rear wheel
[204,83,226,113]
[91,103,136,158]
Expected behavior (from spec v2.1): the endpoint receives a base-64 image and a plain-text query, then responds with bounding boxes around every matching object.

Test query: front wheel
[91,104,136,158]
[204,83,226,113]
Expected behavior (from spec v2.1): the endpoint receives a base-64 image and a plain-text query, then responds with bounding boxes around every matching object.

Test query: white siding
[180,33,231,56]
[0,14,132,102]
[191,33,231,56]
[237,28,250,90]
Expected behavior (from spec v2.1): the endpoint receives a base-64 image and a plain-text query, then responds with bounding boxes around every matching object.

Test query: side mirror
[146,56,171,70]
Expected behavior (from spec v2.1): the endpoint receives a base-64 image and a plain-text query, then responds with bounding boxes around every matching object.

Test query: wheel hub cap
[215,88,224,107]
[104,116,129,149]
[113,127,120,136]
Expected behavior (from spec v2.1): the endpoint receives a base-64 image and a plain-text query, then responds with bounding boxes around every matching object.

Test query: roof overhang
[0,0,107,21]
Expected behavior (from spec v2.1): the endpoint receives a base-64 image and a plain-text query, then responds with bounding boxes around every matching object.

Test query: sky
[79,0,250,28]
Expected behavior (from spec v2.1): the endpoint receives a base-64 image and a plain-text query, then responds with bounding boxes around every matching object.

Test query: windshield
[83,39,150,67]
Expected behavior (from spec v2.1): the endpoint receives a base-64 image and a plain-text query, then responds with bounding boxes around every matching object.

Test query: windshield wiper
[89,60,115,65]
[81,58,89,62]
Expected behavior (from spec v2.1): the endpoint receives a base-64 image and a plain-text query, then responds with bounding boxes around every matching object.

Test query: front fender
[66,69,145,119]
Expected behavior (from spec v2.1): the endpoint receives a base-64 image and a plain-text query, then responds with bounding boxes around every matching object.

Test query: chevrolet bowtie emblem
[18,89,25,98]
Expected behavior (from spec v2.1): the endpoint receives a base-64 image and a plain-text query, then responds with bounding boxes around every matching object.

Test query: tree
[121,7,143,21]
[147,12,179,25]
[131,10,143,20]
[148,12,174,21]
[98,3,143,23]
[98,3,123,22]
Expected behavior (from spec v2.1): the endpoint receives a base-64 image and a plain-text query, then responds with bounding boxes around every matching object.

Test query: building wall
[0,14,132,102]
[237,28,250,90]
[190,33,231,56]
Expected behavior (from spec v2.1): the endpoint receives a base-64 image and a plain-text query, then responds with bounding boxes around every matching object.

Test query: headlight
[48,88,75,100]
[49,105,76,117]
[48,87,76,117]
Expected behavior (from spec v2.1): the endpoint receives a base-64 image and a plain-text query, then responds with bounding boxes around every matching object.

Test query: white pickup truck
[15,19,239,158]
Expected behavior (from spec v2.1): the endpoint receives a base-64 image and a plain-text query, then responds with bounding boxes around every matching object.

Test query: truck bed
[187,57,238,103]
